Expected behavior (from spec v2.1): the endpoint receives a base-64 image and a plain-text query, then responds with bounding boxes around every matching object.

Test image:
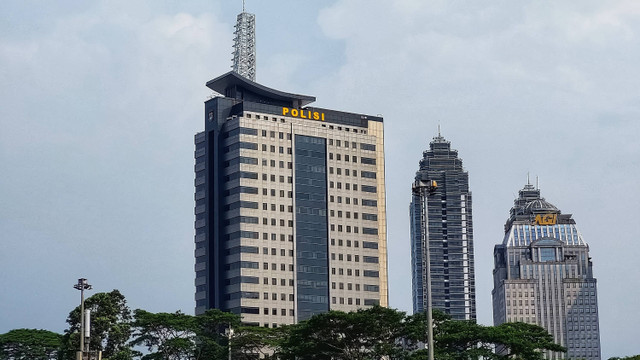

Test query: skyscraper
[193,71,388,326]
[410,134,476,320]
[492,183,601,360]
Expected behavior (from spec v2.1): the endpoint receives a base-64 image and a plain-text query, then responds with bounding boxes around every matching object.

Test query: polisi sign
[282,107,325,121]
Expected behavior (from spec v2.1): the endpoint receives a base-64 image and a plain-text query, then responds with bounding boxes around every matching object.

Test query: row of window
[331,282,379,291]
[329,196,377,207]
[330,239,377,248]
[328,167,377,179]
[230,306,294,318]
[326,138,375,151]
[328,152,376,165]
[262,262,294,271]
[332,297,379,306]
[331,267,378,276]
[329,224,379,235]
[322,122,369,135]
[329,210,377,221]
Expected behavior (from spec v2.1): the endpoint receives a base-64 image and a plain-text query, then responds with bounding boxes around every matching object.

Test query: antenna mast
[232,1,256,81]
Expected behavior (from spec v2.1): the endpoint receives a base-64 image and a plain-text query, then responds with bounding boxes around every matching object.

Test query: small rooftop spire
[242,0,245,12]
[437,123,441,137]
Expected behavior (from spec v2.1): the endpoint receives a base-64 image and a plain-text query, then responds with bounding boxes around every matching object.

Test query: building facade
[410,134,476,320]
[194,71,388,327]
[492,183,601,359]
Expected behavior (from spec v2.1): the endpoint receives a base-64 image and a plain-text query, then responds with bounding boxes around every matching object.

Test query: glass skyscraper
[194,71,388,326]
[492,183,601,359]
[410,134,476,320]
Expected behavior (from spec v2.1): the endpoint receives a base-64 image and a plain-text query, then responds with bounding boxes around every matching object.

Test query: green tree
[227,325,280,360]
[405,310,497,360]
[609,356,640,360]
[489,322,566,360]
[405,310,565,360]
[131,308,245,360]
[131,310,197,360]
[62,289,133,360]
[275,305,408,360]
[0,329,61,360]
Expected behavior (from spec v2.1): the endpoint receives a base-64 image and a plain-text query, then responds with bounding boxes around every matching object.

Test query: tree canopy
[275,306,565,360]
[0,329,61,360]
[276,306,408,360]
[3,290,567,360]
[62,289,133,360]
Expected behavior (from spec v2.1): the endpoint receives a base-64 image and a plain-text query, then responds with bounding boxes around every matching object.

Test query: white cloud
[315,1,640,357]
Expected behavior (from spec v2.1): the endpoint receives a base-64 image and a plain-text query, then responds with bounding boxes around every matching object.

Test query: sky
[1,0,639,357]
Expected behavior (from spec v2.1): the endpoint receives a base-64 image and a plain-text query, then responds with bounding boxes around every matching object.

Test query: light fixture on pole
[73,278,92,360]
[225,326,234,360]
[412,179,437,360]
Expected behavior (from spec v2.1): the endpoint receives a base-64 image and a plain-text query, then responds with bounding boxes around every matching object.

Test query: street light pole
[413,179,437,360]
[225,326,234,360]
[74,278,92,360]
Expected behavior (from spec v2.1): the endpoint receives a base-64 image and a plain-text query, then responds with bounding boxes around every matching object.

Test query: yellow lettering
[535,214,557,225]
[282,107,325,121]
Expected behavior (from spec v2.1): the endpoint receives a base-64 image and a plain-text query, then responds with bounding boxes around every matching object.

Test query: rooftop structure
[492,183,601,360]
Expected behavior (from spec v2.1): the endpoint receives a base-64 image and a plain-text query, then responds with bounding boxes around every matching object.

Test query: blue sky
[1,1,639,358]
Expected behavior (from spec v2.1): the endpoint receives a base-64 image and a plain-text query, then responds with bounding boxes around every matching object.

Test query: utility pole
[74,278,92,360]
[225,326,234,360]
[412,179,437,360]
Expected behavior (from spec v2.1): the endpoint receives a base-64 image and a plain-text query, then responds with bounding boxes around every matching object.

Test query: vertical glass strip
[294,135,329,321]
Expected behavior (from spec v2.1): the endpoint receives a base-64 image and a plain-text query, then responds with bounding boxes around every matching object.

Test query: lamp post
[73,278,92,360]
[413,179,437,360]
[225,327,234,360]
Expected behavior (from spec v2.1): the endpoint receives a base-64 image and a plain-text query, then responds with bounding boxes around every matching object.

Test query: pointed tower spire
[232,1,256,81]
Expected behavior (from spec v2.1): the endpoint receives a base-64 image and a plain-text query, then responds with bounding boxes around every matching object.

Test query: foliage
[275,305,408,360]
[2,288,568,360]
[489,322,566,360]
[609,356,640,360]
[63,289,132,359]
[276,307,565,360]
[0,329,62,360]
[225,324,279,360]
[404,310,497,360]
[131,308,243,360]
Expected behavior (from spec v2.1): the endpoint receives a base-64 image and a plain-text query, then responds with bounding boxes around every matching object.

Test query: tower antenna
[437,123,441,137]
[232,2,256,81]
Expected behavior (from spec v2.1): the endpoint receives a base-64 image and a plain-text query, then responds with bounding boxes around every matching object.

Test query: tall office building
[410,134,476,320]
[193,71,388,326]
[492,183,601,360]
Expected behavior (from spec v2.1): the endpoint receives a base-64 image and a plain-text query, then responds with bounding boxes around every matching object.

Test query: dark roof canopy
[206,71,316,108]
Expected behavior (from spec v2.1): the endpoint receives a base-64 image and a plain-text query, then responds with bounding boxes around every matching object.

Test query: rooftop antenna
[232,0,256,81]
[536,175,539,190]
[437,123,441,137]
[527,172,530,185]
